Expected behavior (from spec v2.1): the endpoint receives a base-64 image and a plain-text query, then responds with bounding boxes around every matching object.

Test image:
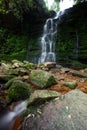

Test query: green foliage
[9,0,34,20]
[0,0,35,20]
[0,0,9,14]
[0,28,29,61]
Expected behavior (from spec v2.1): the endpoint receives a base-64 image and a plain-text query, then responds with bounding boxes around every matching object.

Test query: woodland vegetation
[0,0,87,66]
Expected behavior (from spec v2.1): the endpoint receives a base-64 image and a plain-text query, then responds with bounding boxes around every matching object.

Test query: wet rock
[29,69,57,88]
[22,89,87,130]
[64,81,77,89]
[61,67,71,73]
[7,80,32,103]
[28,90,61,106]
[44,62,56,69]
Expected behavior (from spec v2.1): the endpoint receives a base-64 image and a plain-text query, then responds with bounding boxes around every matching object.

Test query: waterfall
[38,16,58,63]
[73,31,79,60]
[38,0,75,64]
[38,12,62,64]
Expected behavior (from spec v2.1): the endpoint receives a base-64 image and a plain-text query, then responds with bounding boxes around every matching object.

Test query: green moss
[46,76,57,87]
[23,61,36,70]
[29,70,56,88]
[7,80,31,103]
[5,77,22,89]
[64,81,77,89]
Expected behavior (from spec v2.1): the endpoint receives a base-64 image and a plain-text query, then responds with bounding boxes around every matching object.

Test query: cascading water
[73,31,79,60]
[38,14,58,63]
[0,100,27,130]
[38,12,62,64]
[38,0,75,64]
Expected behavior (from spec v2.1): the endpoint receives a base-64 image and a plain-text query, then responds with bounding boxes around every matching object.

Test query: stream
[0,100,28,130]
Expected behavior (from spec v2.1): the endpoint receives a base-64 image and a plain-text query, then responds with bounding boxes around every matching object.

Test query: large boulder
[22,89,87,130]
[29,69,56,88]
[7,80,32,103]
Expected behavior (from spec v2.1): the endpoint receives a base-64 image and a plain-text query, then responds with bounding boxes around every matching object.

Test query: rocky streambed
[0,60,87,130]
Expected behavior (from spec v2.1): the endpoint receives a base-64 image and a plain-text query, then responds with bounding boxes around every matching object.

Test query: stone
[7,80,32,103]
[44,62,56,69]
[1,63,11,70]
[29,69,57,88]
[84,68,87,73]
[23,61,36,70]
[70,69,87,78]
[22,89,87,130]
[28,90,61,106]
[61,67,71,73]
[11,59,23,64]
[64,81,77,89]
[3,68,27,76]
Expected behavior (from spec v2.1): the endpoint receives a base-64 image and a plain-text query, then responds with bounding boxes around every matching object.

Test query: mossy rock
[11,60,24,65]
[4,77,23,89]
[3,68,27,76]
[64,81,77,89]
[84,68,87,73]
[29,69,56,88]
[7,80,32,103]
[28,90,61,106]
[23,61,36,70]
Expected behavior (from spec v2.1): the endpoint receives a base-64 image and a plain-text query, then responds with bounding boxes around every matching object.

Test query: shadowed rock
[22,89,87,130]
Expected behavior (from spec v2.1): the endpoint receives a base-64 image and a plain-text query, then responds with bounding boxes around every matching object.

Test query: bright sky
[59,0,75,11]
[44,0,75,11]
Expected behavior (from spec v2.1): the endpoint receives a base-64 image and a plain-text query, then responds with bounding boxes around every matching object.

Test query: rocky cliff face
[56,2,87,65]
[26,2,87,65]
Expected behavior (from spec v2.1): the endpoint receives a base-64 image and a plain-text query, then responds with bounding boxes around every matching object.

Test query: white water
[39,0,75,64]
[38,16,57,63]
[0,100,27,130]
[74,31,79,60]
